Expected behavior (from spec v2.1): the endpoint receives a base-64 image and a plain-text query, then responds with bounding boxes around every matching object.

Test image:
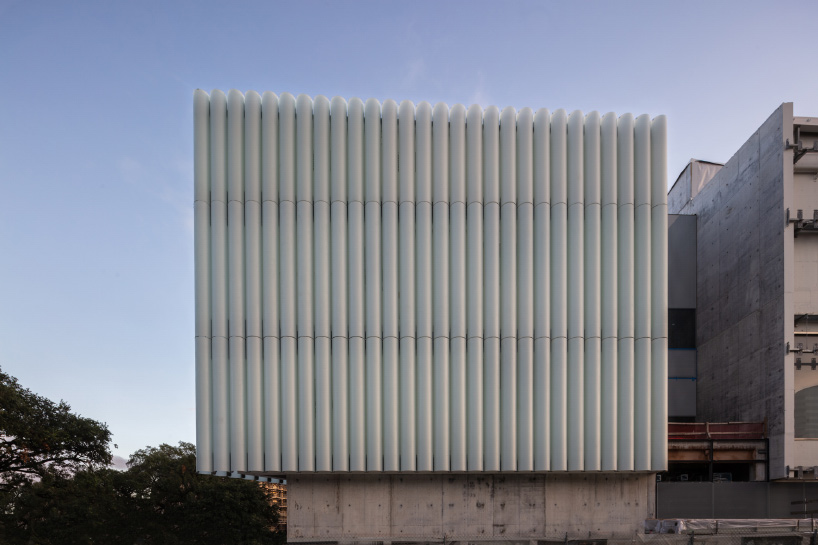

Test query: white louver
[194,89,668,474]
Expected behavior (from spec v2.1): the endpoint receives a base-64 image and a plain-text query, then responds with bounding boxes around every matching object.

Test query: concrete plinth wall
[287,473,655,543]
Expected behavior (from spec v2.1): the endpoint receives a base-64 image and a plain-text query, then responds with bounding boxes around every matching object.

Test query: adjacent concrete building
[667,103,818,482]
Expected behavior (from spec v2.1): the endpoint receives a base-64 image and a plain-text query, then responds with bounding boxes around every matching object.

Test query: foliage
[0,442,284,545]
[1,467,132,543]
[123,442,283,544]
[0,366,112,490]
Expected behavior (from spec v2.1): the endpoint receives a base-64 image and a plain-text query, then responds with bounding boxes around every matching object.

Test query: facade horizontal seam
[517,201,534,207]
[194,199,209,204]
[261,198,279,203]
[533,335,551,340]
[551,201,567,206]
[483,200,500,206]
[584,201,601,207]
[228,199,244,204]
[601,335,618,340]
[534,201,550,208]
[244,199,261,204]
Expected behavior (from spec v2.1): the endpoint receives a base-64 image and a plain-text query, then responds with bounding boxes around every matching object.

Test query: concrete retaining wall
[287,473,656,542]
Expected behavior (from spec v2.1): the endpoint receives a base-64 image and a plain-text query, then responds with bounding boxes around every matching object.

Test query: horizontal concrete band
[286,473,656,541]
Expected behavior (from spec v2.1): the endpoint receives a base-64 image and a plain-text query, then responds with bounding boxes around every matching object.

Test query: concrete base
[288,473,656,543]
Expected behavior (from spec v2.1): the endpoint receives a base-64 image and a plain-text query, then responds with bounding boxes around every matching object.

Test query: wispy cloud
[117,155,194,235]
[402,58,426,89]
[470,71,491,107]
[117,156,144,183]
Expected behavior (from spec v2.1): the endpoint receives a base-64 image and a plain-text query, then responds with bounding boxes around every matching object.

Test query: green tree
[0,366,112,491]
[124,442,282,544]
[1,467,132,544]
[1,442,283,545]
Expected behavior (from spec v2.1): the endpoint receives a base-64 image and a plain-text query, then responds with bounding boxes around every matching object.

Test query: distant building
[261,481,287,531]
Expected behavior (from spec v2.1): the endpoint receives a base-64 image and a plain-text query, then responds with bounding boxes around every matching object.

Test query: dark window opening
[669,308,696,348]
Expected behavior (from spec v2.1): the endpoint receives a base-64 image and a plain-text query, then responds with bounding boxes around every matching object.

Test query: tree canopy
[0,366,112,490]
[2,441,282,545]
[123,442,282,544]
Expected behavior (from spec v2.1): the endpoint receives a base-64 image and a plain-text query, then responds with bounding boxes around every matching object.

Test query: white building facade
[194,89,668,540]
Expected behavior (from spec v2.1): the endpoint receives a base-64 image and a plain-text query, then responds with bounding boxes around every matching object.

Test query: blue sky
[1,0,816,464]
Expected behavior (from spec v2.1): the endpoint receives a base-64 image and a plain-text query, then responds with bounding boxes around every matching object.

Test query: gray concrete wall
[668,163,693,215]
[668,214,698,419]
[287,473,656,542]
[657,481,818,518]
[668,215,698,310]
[667,105,790,478]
